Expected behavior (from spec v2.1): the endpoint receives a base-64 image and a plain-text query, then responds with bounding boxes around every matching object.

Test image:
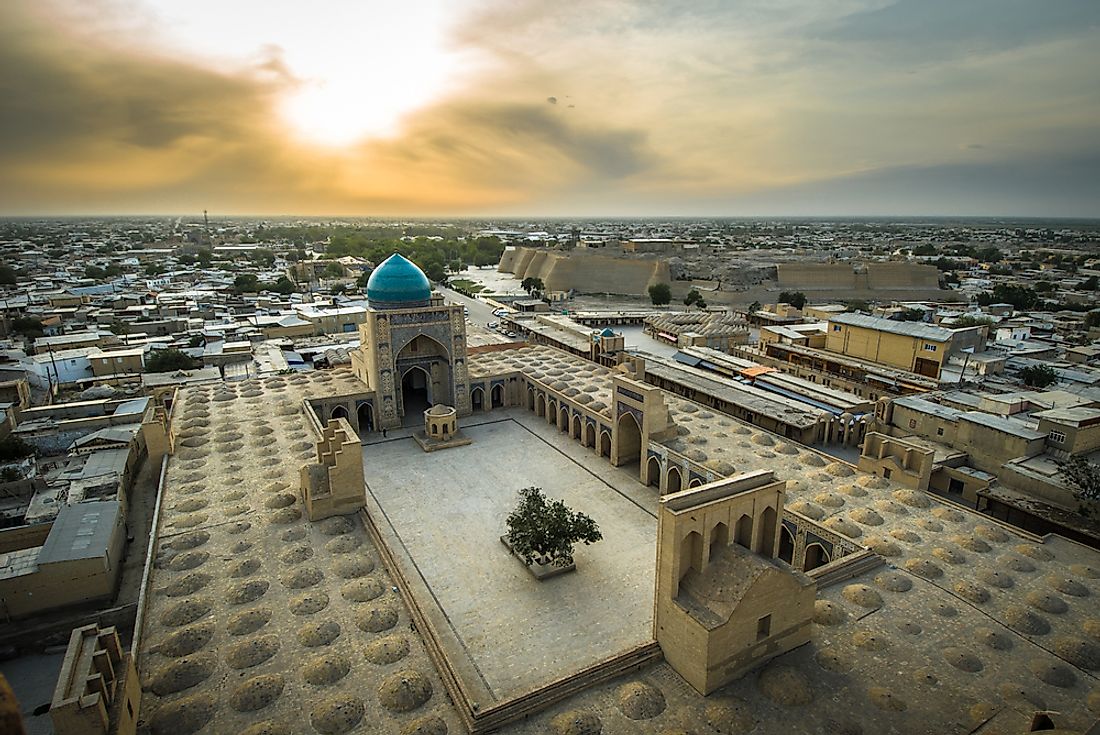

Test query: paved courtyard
[362,411,657,704]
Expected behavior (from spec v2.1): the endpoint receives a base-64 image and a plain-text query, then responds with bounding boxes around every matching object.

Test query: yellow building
[89,348,145,379]
[825,313,955,378]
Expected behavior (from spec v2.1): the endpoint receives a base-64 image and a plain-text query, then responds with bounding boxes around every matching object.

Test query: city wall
[500,247,670,296]
[498,248,953,302]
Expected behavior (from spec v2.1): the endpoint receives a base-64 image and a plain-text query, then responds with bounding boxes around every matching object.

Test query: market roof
[366,253,431,308]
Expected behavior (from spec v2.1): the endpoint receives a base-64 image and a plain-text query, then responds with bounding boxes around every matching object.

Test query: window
[937,427,944,436]
[923,343,938,352]
[832,325,842,332]
[908,419,917,429]
[883,468,892,479]
[756,614,772,641]
[1049,430,1067,444]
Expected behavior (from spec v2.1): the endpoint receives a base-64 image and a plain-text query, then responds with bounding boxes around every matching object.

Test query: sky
[1,0,1098,218]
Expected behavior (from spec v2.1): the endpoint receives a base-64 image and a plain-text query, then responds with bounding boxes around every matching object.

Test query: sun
[279,56,455,147]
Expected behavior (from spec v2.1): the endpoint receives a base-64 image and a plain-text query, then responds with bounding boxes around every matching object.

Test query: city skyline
[2,0,1099,217]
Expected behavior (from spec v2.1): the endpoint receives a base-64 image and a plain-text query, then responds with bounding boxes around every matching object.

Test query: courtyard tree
[648,282,671,307]
[1019,364,1057,388]
[779,291,807,309]
[11,316,44,338]
[233,274,260,293]
[505,487,602,568]
[145,349,198,373]
[683,290,703,308]
[748,301,761,314]
[1059,456,1100,512]
[0,435,34,462]
[0,263,17,285]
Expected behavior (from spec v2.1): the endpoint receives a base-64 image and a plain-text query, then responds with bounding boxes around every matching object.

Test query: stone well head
[424,404,458,440]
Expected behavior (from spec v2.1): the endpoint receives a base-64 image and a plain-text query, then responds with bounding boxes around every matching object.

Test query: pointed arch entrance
[357,402,374,434]
[615,412,642,471]
[572,415,582,440]
[804,543,830,571]
[491,384,504,408]
[471,386,485,412]
[401,366,432,426]
[646,456,662,488]
[599,430,612,458]
[666,466,682,494]
[584,423,596,448]
[735,514,753,549]
[778,526,795,565]
[331,404,349,422]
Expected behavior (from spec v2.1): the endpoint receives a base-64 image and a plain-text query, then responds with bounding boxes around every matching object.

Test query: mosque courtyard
[361,409,658,706]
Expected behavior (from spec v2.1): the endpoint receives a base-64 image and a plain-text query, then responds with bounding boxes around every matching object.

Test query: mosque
[97,254,1100,735]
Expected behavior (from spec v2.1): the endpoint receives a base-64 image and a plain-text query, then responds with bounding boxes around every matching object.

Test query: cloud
[0,0,1097,216]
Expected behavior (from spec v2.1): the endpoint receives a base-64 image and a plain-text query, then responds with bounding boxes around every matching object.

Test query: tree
[1019,364,1057,388]
[779,291,807,309]
[1059,456,1100,508]
[748,301,761,314]
[271,277,296,295]
[84,265,106,279]
[648,282,671,306]
[975,246,1003,263]
[145,349,198,373]
[846,300,869,312]
[898,308,926,322]
[11,316,44,337]
[0,435,34,462]
[197,248,213,267]
[683,289,702,308]
[1086,311,1100,330]
[323,262,345,279]
[977,284,1039,310]
[1081,276,1098,291]
[953,315,994,328]
[521,277,545,297]
[505,487,602,567]
[357,270,372,288]
[233,274,260,294]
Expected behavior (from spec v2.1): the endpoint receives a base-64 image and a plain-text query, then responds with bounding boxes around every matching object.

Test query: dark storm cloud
[0,4,286,162]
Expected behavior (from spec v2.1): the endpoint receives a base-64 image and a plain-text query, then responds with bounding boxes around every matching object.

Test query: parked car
[488,322,498,329]
[506,331,517,338]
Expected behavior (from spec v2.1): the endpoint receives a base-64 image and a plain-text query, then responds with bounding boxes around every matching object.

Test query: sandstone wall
[501,248,671,296]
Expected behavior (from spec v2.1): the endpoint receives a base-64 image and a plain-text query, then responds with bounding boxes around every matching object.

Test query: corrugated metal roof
[830,312,954,342]
[37,500,120,565]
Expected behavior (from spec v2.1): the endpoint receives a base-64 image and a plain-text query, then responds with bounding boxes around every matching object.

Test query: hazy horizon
[3,1,1099,218]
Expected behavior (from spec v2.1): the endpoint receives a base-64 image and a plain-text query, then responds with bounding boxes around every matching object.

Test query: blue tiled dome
[366,253,431,308]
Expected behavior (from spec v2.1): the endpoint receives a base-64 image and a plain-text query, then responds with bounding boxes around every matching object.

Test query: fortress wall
[497,248,519,273]
[512,248,538,279]
[867,263,941,289]
[500,247,670,295]
[776,264,858,290]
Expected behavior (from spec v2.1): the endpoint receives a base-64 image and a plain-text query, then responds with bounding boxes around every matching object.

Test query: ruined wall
[501,247,670,296]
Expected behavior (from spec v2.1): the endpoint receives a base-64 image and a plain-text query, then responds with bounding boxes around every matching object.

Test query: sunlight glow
[140,0,466,146]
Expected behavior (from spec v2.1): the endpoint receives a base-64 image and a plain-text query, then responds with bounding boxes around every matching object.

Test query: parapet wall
[499,247,670,296]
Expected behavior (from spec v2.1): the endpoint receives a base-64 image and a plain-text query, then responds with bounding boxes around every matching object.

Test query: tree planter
[500,535,576,580]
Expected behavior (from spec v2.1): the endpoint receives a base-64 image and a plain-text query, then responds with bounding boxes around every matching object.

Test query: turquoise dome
[366,253,432,308]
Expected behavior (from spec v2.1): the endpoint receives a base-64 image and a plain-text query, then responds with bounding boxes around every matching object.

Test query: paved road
[436,284,508,330]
